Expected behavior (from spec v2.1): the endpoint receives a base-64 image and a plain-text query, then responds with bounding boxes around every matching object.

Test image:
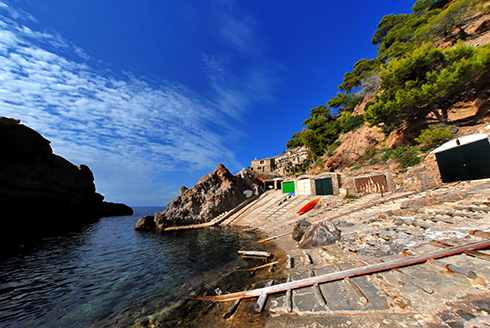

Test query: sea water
[0,207,266,327]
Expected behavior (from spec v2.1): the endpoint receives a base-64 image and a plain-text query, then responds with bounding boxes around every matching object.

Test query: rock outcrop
[297,221,341,249]
[292,219,312,242]
[0,117,133,232]
[136,164,264,231]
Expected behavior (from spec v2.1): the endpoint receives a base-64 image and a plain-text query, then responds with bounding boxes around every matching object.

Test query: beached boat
[296,197,321,214]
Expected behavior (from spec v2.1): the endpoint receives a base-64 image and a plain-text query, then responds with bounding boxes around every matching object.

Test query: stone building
[274,146,309,175]
[251,146,309,176]
[251,157,276,173]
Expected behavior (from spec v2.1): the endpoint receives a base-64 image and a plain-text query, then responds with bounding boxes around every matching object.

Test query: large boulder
[136,164,264,230]
[292,219,312,241]
[0,117,133,231]
[298,221,341,249]
[135,215,157,231]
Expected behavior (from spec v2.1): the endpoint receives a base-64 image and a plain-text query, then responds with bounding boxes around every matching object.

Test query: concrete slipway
[210,178,490,328]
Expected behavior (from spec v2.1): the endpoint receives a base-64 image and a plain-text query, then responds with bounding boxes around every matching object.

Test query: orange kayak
[297,198,321,214]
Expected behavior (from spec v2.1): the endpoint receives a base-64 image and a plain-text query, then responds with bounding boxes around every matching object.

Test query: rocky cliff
[0,117,133,231]
[136,164,264,231]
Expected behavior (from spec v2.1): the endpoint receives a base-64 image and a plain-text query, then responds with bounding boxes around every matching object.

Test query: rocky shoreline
[0,117,132,242]
[135,163,264,231]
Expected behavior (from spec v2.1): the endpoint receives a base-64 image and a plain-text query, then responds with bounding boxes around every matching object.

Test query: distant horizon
[0,0,416,206]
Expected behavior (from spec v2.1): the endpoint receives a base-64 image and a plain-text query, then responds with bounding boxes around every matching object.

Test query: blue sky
[0,1,416,206]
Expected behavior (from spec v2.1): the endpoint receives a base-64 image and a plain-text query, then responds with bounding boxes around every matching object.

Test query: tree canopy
[365,43,490,132]
[286,0,489,161]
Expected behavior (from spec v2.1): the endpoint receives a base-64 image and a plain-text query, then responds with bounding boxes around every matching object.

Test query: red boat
[296,197,321,214]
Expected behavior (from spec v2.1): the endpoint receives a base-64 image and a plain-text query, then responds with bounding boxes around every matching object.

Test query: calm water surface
[0,207,263,327]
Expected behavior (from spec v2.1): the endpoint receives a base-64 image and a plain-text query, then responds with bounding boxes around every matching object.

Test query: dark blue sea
[0,207,271,327]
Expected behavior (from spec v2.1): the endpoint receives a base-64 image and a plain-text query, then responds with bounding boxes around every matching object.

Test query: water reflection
[0,207,261,327]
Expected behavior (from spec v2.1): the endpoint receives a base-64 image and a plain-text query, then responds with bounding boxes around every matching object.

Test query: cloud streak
[0,2,251,205]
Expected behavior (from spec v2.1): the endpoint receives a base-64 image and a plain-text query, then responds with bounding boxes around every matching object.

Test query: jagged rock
[292,219,312,241]
[434,192,466,203]
[386,128,410,148]
[136,164,264,230]
[400,196,432,210]
[0,117,132,231]
[135,215,157,231]
[298,221,341,249]
[179,186,188,195]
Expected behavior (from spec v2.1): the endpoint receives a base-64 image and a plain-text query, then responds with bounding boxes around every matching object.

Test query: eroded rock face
[136,164,264,230]
[298,221,341,249]
[0,117,132,227]
[135,215,157,231]
[292,219,312,241]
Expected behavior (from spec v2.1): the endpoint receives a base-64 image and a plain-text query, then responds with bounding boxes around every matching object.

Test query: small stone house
[251,157,276,173]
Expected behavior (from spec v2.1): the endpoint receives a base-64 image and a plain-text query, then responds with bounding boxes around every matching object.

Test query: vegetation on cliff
[287,0,490,169]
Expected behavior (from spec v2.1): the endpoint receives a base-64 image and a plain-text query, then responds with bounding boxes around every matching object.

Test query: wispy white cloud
[0,1,248,205]
[202,2,278,121]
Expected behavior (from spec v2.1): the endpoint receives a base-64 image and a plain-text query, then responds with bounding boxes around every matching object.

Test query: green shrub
[362,147,377,163]
[343,114,365,132]
[380,148,395,161]
[393,145,421,169]
[311,157,324,170]
[326,141,341,156]
[415,123,454,150]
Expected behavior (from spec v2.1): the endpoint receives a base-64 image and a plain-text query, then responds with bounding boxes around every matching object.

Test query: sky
[0,0,416,206]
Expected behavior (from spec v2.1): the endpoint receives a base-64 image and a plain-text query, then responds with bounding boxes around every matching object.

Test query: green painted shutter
[282,181,295,193]
[315,178,333,195]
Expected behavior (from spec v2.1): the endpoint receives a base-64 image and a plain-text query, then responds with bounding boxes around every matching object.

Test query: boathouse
[282,173,340,196]
[433,133,490,183]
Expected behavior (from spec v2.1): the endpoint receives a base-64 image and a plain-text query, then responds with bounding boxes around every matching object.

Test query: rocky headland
[135,163,264,231]
[0,117,133,235]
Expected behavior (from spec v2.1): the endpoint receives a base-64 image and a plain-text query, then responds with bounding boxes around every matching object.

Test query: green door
[315,178,333,195]
[282,181,295,193]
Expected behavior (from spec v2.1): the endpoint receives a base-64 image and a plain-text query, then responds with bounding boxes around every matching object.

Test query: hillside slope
[295,0,490,176]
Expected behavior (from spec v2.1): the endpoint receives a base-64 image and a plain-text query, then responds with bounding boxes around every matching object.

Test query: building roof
[432,133,489,154]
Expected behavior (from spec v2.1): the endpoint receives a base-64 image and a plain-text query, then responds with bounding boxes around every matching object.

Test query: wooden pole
[196,239,490,302]
[223,298,241,319]
[285,275,292,313]
[302,250,313,265]
[308,269,326,307]
[242,261,278,272]
[254,280,274,313]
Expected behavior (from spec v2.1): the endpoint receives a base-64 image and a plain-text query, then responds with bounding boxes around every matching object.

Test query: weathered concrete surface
[222,178,490,327]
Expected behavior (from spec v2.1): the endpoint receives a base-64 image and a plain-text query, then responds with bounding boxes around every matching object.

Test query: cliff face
[136,164,264,230]
[0,117,132,228]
